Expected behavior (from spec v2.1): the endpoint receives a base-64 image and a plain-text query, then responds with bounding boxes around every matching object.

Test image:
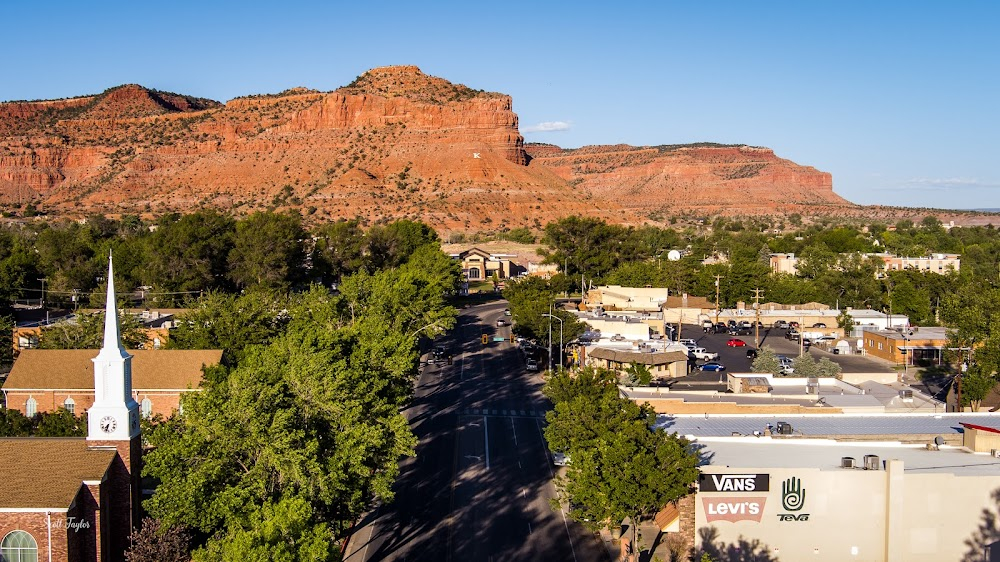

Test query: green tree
[0,408,33,436]
[543,368,698,544]
[227,212,307,291]
[34,408,87,437]
[750,346,781,375]
[167,290,289,365]
[623,362,652,386]
[313,220,365,285]
[143,210,236,299]
[144,326,417,560]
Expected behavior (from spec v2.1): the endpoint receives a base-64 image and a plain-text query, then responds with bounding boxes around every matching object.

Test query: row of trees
[0,212,441,309]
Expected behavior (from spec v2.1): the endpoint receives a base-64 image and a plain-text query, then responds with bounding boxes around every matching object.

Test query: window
[25,397,37,418]
[878,342,883,351]
[141,398,153,419]
[63,397,75,415]
[1,530,38,562]
[468,267,480,279]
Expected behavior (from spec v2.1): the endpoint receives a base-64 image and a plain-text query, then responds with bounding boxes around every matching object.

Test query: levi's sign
[699,473,770,493]
[703,496,767,523]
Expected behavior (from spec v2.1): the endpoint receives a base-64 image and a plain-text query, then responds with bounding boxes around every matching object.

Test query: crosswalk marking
[457,408,547,418]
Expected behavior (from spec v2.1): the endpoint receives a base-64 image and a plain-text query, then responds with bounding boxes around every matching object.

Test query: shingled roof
[4,349,223,390]
[588,347,689,365]
[0,439,116,509]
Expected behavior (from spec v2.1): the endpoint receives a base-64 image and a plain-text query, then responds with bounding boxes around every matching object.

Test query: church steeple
[88,251,140,441]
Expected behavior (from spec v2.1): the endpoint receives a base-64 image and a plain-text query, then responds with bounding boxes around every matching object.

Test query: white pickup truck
[691,347,719,361]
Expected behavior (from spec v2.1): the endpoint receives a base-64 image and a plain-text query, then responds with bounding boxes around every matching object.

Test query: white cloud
[523,121,571,133]
[874,177,1000,191]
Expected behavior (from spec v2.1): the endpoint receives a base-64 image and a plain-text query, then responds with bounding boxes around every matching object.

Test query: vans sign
[699,473,770,493]
[702,497,767,523]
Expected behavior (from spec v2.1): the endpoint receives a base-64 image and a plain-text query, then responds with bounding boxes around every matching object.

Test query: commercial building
[860,326,948,366]
[657,413,1000,561]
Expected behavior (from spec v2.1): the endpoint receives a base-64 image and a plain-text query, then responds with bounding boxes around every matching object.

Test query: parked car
[699,362,726,372]
[714,322,728,333]
[785,330,800,341]
[773,320,789,329]
[525,358,539,371]
[610,334,627,342]
[779,365,795,376]
[433,346,446,357]
[552,452,571,466]
[691,347,719,361]
[746,348,758,360]
[812,323,827,328]
[727,338,747,347]
[678,339,697,348]
[788,321,800,328]
[504,308,511,316]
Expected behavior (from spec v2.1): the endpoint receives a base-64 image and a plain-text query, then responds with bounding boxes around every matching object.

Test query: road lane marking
[535,418,579,562]
[528,522,532,534]
[484,415,490,470]
[510,417,518,445]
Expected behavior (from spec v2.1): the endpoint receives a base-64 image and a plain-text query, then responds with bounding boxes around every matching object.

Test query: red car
[727,338,747,347]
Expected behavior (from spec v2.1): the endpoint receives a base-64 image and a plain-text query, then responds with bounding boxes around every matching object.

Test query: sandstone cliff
[0,66,854,229]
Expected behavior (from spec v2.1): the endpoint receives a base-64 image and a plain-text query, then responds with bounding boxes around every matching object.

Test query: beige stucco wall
[696,462,1000,561]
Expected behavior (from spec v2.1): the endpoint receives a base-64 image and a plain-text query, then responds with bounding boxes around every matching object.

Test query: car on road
[746,348,758,360]
[503,308,511,316]
[691,347,719,361]
[525,358,539,371]
[496,318,508,327]
[552,452,571,466]
[698,362,726,372]
[433,346,446,358]
[726,338,747,347]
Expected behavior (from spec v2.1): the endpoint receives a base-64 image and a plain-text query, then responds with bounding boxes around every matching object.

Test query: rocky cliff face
[0,66,853,229]
[526,143,848,216]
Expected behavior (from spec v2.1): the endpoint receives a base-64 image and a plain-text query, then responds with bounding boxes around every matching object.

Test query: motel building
[660,414,1000,561]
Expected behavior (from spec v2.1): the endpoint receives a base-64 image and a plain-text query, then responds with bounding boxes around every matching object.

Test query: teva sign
[699,473,770,492]
[703,497,767,523]
[777,476,809,522]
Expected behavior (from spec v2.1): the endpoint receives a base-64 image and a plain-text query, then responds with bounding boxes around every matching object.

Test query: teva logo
[699,473,770,492]
[777,477,809,522]
[703,497,767,523]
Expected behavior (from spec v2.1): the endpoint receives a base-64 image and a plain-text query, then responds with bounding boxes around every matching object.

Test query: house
[3,348,222,419]
[585,345,689,381]
[455,247,520,281]
[0,255,142,562]
[769,252,960,278]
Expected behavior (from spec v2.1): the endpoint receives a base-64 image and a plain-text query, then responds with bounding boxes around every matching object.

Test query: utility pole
[714,275,722,324]
[752,288,764,348]
[548,302,553,371]
[37,278,48,310]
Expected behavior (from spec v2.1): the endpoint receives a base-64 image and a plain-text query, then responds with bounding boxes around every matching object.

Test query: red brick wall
[0,511,66,562]
[90,437,142,560]
[4,390,188,418]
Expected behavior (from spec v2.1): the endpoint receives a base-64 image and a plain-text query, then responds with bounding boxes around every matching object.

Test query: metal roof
[656,412,994,437]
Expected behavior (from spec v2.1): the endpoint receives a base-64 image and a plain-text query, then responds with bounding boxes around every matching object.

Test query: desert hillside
[0,65,871,230]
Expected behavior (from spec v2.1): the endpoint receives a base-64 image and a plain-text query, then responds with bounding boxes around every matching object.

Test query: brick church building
[0,256,143,562]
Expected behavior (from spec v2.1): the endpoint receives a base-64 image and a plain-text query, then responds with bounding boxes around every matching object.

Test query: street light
[37,277,47,309]
[543,313,564,370]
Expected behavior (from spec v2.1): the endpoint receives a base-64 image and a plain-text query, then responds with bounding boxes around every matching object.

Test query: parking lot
[673,322,895,380]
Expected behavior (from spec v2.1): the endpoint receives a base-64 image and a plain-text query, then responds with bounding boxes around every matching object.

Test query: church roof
[4,349,223,390]
[0,439,116,509]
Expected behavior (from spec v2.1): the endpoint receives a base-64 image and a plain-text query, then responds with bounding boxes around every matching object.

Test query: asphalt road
[344,302,607,562]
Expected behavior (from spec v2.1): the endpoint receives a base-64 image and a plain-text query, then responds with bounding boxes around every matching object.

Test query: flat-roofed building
[652,412,1000,561]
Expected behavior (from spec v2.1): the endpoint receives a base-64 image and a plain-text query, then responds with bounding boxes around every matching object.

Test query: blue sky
[3,1,997,209]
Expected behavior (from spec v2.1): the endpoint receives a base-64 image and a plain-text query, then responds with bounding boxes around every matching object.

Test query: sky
[2,1,998,210]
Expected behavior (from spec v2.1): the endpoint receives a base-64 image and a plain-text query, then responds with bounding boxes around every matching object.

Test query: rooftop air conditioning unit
[899,389,914,402]
[806,384,819,395]
[992,449,1000,458]
[841,457,857,469]
[776,422,793,435]
[864,454,881,470]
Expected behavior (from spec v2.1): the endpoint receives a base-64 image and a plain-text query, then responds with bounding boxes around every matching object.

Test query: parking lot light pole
[543,313,564,370]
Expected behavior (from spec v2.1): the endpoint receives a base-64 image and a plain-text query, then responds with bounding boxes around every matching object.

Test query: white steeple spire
[88,251,140,441]
[102,250,129,359]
